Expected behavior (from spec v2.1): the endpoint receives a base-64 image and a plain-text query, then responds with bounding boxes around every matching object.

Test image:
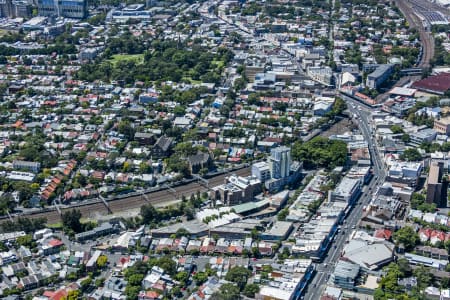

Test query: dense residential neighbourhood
[0,0,449,299]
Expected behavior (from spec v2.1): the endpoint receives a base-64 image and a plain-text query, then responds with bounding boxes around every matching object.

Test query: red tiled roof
[43,291,55,297]
[49,289,67,300]
[374,229,392,240]
[48,239,63,247]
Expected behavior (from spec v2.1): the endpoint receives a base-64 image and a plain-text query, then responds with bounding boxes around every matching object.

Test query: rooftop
[412,73,450,94]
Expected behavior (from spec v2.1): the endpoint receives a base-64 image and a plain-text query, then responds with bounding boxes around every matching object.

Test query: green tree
[174,271,189,286]
[292,137,348,170]
[393,226,419,251]
[61,209,83,233]
[193,271,208,286]
[80,277,92,292]
[400,148,422,161]
[16,234,33,248]
[67,290,80,300]
[390,125,404,134]
[277,208,289,221]
[155,256,177,276]
[128,274,144,286]
[140,203,158,224]
[243,283,260,298]
[225,266,251,290]
[413,265,433,290]
[211,283,241,300]
[125,285,140,300]
[397,258,412,277]
[171,286,182,298]
[0,217,47,233]
[96,255,108,268]
[118,120,135,140]
[95,277,105,287]
[375,263,404,298]
[401,133,410,143]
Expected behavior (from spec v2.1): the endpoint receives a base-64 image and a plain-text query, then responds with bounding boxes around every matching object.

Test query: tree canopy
[392,226,419,251]
[292,137,348,169]
[400,148,422,161]
[76,40,233,84]
[224,266,252,290]
[61,209,83,233]
[211,283,241,300]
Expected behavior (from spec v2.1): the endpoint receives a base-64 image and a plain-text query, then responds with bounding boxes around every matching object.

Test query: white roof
[389,87,417,97]
[343,240,394,270]
[341,72,356,85]
[258,286,293,300]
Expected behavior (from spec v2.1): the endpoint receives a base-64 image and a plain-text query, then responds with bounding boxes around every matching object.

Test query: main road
[304,101,386,300]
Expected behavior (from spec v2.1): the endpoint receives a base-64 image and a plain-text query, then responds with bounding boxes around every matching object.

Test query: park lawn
[80,217,97,225]
[47,222,63,229]
[211,59,225,68]
[108,54,145,66]
[182,76,202,84]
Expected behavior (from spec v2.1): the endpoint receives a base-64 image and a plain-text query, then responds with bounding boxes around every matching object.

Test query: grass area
[182,76,202,84]
[211,59,225,68]
[80,217,97,225]
[47,222,63,229]
[108,54,145,66]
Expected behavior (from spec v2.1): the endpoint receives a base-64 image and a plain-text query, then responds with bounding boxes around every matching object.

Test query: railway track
[396,0,435,68]
[4,167,251,224]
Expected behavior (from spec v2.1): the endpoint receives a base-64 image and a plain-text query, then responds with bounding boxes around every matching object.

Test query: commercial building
[331,260,360,290]
[0,0,31,18]
[307,66,333,86]
[265,160,302,192]
[328,177,362,205]
[387,161,423,187]
[74,222,119,242]
[412,73,450,95]
[426,162,447,207]
[256,259,314,300]
[260,221,293,241]
[404,252,448,270]
[253,73,276,90]
[38,0,87,18]
[269,146,291,179]
[86,250,102,271]
[366,64,393,89]
[252,146,302,193]
[151,220,209,238]
[434,117,450,135]
[409,129,437,146]
[313,99,334,116]
[13,160,41,173]
[342,239,394,271]
[210,175,261,206]
[79,48,100,61]
[252,161,271,183]
[210,219,263,239]
[415,245,449,261]
[292,201,347,260]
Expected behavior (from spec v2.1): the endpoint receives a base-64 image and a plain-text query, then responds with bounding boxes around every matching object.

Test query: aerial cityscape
[0,0,449,299]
